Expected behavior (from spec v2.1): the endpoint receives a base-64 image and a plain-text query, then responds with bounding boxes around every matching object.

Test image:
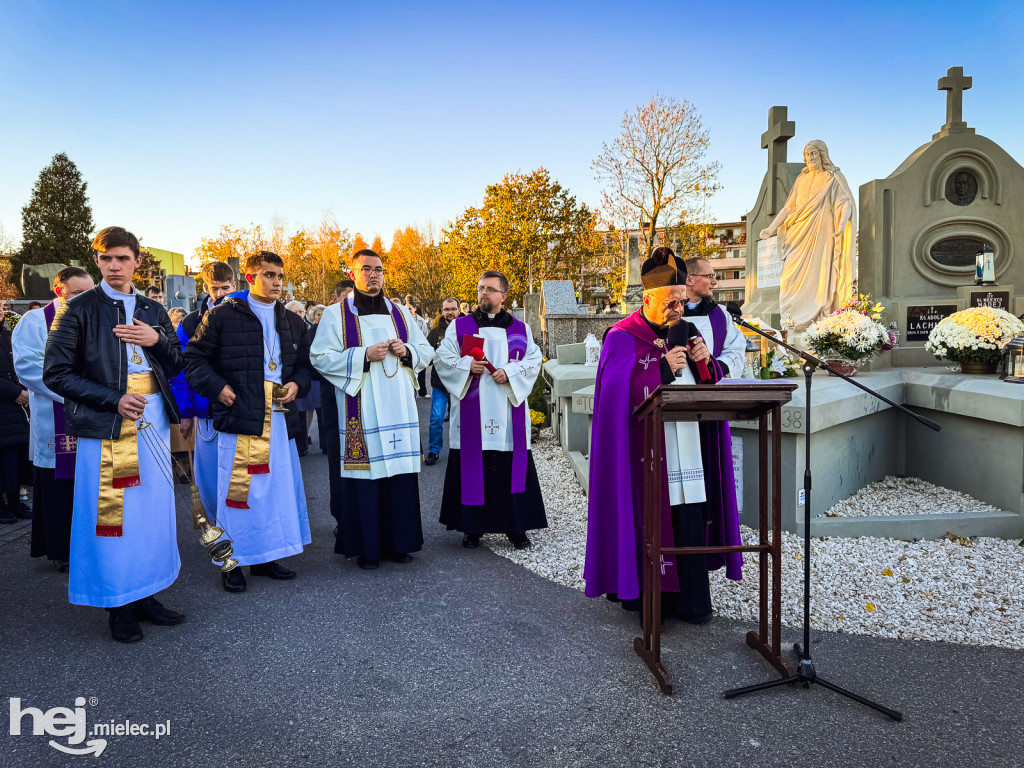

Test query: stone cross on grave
[484,419,501,434]
[761,106,796,215]
[935,66,975,139]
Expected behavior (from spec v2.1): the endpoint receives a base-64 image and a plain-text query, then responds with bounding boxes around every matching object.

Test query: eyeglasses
[359,267,385,276]
[691,272,717,280]
[661,299,682,310]
[477,286,505,295]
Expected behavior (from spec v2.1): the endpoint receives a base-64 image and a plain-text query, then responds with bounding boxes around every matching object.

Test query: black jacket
[43,286,183,440]
[0,325,28,448]
[182,291,312,439]
[426,314,455,393]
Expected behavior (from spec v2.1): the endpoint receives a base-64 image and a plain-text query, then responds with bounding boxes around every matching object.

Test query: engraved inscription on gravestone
[969,291,1010,310]
[929,237,986,268]
[944,169,978,206]
[906,304,958,341]
[756,236,783,289]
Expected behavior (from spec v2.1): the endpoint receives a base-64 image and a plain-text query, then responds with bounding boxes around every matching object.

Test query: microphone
[470,347,497,374]
[667,319,713,384]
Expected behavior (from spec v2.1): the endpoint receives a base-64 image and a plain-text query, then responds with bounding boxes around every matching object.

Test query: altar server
[44,226,185,643]
[310,249,432,570]
[170,261,236,518]
[436,271,546,549]
[14,266,94,568]
[183,251,312,593]
[584,247,743,624]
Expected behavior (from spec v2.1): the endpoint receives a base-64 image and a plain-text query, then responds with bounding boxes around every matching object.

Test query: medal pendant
[269,361,278,372]
[131,353,143,365]
[654,339,666,349]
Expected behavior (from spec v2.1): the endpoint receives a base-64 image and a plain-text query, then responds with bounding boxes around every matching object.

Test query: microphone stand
[722,316,940,721]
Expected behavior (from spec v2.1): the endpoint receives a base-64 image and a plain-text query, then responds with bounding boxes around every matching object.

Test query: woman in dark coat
[0,306,30,524]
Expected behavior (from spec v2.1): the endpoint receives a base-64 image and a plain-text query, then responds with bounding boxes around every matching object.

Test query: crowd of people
[7,227,744,646]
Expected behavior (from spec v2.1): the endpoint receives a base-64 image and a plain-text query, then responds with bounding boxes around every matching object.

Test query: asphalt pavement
[1,398,1021,768]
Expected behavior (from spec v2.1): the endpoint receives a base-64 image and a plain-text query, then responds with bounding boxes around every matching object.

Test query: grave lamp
[1000,337,1024,383]
[975,244,996,285]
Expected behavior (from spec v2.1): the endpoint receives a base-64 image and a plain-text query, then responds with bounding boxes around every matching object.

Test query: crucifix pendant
[131,353,143,365]
[268,361,278,372]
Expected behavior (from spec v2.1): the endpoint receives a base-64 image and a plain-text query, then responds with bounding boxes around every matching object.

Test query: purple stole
[454,315,528,506]
[340,298,408,471]
[43,301,77,479]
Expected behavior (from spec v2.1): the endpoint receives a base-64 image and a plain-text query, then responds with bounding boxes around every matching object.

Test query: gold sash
[225,381,274,510]
[96,373,159,537]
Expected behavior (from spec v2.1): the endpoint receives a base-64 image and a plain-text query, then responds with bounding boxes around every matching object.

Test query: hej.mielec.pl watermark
[9,696,171,757]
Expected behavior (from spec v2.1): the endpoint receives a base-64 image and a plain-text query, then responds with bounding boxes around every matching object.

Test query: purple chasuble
[454,315,528,505]
[44,301,77,479]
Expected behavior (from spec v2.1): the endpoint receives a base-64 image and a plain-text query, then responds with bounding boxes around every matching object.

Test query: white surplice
[665,364,707,506]
[310,297,433,480]
[434,318,542,452]
[686,304,746,379]
[12,303,59,467]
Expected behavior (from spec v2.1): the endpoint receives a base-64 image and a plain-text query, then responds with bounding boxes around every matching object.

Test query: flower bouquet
[924,307,1024,372]
[803,296,893,369]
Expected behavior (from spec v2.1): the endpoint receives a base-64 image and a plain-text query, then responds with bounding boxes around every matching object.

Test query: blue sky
[1,0,1022,261]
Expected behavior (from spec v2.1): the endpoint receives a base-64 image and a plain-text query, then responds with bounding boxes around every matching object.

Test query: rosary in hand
[380,339,406,378]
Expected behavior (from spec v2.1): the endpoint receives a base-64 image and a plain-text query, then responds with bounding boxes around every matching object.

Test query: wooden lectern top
[633,381,797,423]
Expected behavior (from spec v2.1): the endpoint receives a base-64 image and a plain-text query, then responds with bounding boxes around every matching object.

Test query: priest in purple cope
[584,247,743,623]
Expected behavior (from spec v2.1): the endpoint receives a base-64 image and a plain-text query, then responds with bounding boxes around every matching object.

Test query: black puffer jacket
[0,325,28,448]
[43,286,183,440]
[182,291,312,439]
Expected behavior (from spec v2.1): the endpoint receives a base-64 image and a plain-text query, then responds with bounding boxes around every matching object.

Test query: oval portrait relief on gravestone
[929,236,987,268]
[944,169,978,206]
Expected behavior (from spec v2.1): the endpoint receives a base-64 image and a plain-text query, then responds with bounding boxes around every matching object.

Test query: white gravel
[821,475,1003,517]
[485,431,1024,650]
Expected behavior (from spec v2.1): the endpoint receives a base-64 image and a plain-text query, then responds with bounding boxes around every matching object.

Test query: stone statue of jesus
[759,140,856,332]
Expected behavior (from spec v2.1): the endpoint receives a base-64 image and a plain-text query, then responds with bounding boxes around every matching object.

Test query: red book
[461,334,496,373]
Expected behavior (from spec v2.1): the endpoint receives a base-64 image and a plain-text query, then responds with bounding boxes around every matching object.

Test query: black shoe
[357,557,379,570]
[250,561,296,580]
[462,533,481,549]
[509,533,531,550]
[131,596,185,625]
[54,560,69,573]
[11,501,32,519]
[298,449,309,457]
[222,568,247,593]
[106,606,144,643]
[388,553,413,564]
[424,452,438,466]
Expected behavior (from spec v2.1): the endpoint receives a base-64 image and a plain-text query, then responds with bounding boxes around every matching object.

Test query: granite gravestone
[859,67,1024,366]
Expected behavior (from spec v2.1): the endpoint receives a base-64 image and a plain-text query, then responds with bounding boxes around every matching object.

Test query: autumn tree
[16,152,96,284]
[132,248,165,291]
[194,224,273,268]
[442,168,602,306]
[386,224,452,317]
[283,217,352,304]
[593,94,720,260]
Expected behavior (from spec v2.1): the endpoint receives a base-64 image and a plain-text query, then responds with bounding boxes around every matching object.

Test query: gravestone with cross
[742,106,806,326]
[859,65,1024,367]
